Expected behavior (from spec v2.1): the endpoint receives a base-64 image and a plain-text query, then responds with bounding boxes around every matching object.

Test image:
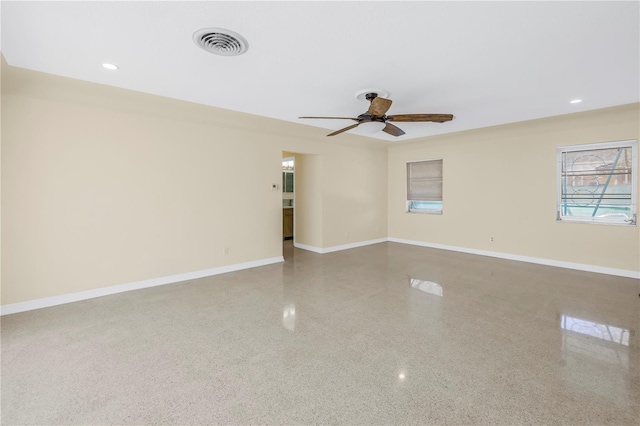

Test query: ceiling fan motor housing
[365,92,379,102]
[357,113,385,122]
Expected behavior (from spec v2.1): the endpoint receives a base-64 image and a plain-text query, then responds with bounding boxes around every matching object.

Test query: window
[282,157,294,193]
[407,159,443,214]
[557,140,637,225]
[282,172,294,192]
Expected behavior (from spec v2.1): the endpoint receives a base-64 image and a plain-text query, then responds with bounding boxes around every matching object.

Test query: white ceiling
[2,1,639,142]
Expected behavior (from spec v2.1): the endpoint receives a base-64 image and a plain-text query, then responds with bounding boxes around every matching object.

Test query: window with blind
[406,159,443,214]
[557,140,637,225]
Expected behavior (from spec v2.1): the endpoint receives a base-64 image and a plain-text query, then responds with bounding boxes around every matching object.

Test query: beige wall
[292,153,323,248]
[3,59,636,307]
[321,147,388,247]
[388,104,640,273]
[1,63,388,305]
[281,146,388,249]
[0,64,3,299]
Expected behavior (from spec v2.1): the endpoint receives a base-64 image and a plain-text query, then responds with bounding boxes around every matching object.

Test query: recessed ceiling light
[102,63,119,70]
[570,99,582,104]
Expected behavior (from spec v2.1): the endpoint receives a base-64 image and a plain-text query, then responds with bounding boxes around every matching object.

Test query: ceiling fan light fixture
[354,121,386,134]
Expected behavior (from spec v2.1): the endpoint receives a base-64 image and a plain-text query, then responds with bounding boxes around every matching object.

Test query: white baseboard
[294,238,387,254]
[388,237,640,279]
[0,256,284,316]
[4,237,637,316]
[293,242,324,253]
[323,238,388,253]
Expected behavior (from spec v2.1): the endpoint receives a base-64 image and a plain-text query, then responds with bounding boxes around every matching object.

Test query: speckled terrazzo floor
[2,241,639,425]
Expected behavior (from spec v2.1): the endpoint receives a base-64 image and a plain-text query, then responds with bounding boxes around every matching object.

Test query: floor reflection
[282,303,296,332]
[409,278,443,297]
[560,315,630,346]
[560,313,632,402]
[562,332,629,369]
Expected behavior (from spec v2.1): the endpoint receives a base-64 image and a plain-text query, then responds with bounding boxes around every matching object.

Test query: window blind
[407,160,442,201]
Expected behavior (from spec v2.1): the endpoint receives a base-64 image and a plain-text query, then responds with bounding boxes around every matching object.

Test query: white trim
[293,242,324,253]
[559,139,638,152]
[294,238,387,254]
[0,256,284,316]
[323,238,388,253]
[388,237,640,279]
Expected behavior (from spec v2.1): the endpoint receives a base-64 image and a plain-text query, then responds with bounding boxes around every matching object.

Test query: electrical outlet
[223,247,229,255]
[490,237,494,242]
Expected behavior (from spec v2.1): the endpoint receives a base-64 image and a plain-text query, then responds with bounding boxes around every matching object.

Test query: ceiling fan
[299,92,453,137]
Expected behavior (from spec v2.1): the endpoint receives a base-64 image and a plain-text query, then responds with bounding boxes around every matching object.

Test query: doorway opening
[282,155,295,259]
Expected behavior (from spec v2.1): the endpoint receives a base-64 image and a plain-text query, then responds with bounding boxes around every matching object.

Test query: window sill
[557,218,636,226]
[407,210,443,215]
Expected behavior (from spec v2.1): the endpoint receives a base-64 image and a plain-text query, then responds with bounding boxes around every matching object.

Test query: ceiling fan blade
[327,123,360,137]
[367,97,393,116]
[382,123,405,137]
[386,114,454,122]
[299,116,359,121]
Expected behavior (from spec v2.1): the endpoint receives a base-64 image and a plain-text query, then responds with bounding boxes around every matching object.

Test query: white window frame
[406,158,443,215]
[556,140,637,226]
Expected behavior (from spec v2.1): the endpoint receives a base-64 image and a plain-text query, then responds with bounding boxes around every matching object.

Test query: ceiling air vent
[193,28,249,56]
